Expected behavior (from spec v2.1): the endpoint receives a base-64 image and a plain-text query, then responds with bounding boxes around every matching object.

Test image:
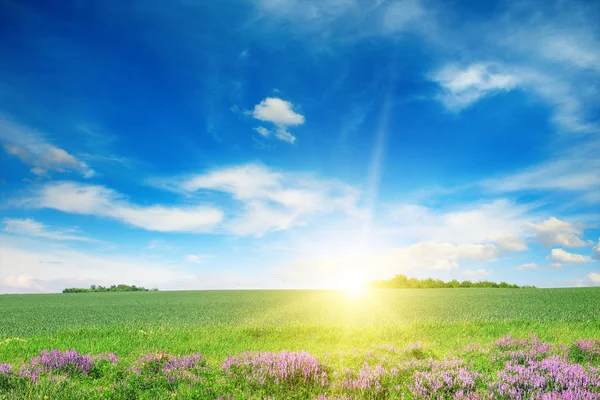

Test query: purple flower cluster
[491,355,600,399]
[571,339,600,363]
[0,363,11,376]
[132,352,206,383]
[493,334,552,362]
[21,349,95,379]
[0,338,598,397]
[336,357,477,398]
[337,362,389,394]
[223,350,328,387]
[411,359,481,399]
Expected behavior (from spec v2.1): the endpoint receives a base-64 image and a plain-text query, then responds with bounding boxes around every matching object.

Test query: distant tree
[63,284,155,293]
[449,279,461,288]
[368,275,525,289]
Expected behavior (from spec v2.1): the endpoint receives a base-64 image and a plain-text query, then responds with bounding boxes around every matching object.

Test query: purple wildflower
[0,363,11,376]
[132,352,206,383]
[26,349,95,377]
[223,350,328,387]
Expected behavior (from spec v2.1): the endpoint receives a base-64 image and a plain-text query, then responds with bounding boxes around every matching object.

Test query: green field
[2,288,599,364]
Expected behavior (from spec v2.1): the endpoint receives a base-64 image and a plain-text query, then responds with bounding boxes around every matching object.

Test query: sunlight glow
[335,275,368,298]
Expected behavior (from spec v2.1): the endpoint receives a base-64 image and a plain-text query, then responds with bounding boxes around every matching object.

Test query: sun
[335,275,368,298]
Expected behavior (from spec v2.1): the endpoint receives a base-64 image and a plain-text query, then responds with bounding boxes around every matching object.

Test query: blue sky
[0,0,599,293]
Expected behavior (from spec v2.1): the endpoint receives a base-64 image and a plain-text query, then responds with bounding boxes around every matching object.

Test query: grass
[1,288,599,364]
[1,288,599,398]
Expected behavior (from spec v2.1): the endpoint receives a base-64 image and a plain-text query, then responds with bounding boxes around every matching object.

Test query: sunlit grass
[0,288,599,365]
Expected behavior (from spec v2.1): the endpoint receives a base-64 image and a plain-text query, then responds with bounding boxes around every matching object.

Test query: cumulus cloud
[0,116,95,178]
[3,218,98,242]
[175,163,363,236]
[516,263,539,271]
[431,63,520,110]
[251,97,305,143]
[547,248,590,267]
[24,181,223,233]
[589,272,600,285]
[527,217,586,248]
[491,233,528,252]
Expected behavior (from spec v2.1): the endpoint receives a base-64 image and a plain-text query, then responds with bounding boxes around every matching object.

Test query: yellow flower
[43,397,49,400]
[171,394,177,397]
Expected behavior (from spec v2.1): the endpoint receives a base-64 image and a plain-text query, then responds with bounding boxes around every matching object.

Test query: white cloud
[0,116,95,178]
[181,164,281,198]
[387,199,532,246]
[431,63,520,110]
[527,217,586,248]
[382,0,424,33]
[482,138,600,199]
[538,33,600,72]
[184,254,214,264]
[516,263,539,270]
[251,97,305,143]
[24,181,223,233]
[593,239,600,260]
[491,233,528,252]
[547,248,590,267]
[589,272,600,285]
[253,97,305,126]
[176,163,363,236]
[253,126,271,137]
[462,269,490,278]
[3,218,98,242]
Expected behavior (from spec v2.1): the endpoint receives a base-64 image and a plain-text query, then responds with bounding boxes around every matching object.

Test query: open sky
[1,0,599,293]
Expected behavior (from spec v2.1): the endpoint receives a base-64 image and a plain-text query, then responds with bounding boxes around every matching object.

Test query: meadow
[1,288,599,398]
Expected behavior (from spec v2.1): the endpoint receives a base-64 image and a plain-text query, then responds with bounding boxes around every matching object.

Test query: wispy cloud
[0,116,95,178]
[431,63,519,111]
[386,199,533,246]
[382,0,425,33]
[482,139,600,201]
[3,218,99,243]
[516,263,539,271]
[23,181,224,233]
[184,254,214,264]
[170,163,364,236]
[462,269,490,279]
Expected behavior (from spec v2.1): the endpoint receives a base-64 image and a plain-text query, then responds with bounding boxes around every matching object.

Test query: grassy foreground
[1,288,599,398]
[1,288,599,363]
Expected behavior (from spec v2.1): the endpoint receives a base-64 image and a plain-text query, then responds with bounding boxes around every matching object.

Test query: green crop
[1,288,599,365]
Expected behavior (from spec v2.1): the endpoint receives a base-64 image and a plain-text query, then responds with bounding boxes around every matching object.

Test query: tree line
[368,274,534,289]
[62,284,158,293]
